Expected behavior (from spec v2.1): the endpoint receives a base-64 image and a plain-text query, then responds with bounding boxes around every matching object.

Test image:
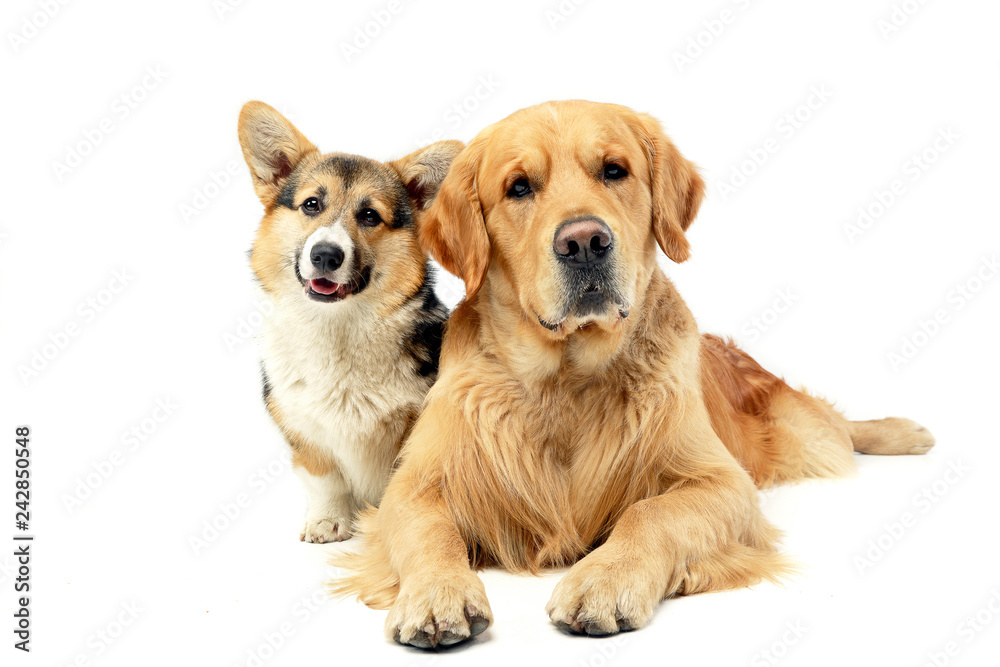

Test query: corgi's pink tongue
[310,278,339,295]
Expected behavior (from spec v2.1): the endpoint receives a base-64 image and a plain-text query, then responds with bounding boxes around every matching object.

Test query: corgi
[237,101,462,542]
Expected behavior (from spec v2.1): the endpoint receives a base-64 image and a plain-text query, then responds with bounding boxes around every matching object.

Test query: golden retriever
[331,100,935,648]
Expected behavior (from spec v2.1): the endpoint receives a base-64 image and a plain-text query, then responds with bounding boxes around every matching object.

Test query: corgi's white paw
[300,516,352,543]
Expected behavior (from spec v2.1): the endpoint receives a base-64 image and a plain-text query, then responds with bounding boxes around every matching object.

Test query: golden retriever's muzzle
[546,216,628,327]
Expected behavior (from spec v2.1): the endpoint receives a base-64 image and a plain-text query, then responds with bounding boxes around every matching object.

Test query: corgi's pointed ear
[389,140,465,211]
[238,102,318,207]
[419,140,490,300]
[631,112,705,263]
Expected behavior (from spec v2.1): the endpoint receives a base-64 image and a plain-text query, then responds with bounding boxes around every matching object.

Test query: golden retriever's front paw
[300,516,351,543]
[546,550,660,637]
[386,573,492,649]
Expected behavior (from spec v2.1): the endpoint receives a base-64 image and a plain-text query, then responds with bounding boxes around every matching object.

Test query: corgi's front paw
[300,516,352,543]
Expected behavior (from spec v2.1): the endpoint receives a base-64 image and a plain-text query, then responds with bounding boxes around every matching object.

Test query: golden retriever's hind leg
[768,390,857,481]
[849,418,935,455]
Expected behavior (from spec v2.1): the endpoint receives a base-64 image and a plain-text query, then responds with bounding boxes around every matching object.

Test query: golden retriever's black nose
[554,218,612,266]
[310,244,345,273]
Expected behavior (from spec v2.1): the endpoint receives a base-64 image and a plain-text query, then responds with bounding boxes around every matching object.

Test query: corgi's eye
[507,178,532,199]
[603,163,628,181]
[301,197,322,215]
[358,208,382,227]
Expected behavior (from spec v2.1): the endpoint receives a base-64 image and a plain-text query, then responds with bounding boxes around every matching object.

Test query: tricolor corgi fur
[238,101,462,543]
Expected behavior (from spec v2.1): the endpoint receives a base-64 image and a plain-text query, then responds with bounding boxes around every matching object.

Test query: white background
[2,0,999,665]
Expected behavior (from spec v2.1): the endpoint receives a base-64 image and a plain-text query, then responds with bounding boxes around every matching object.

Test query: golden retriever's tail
[848,417,936,456]
[327,509,400,610]
[673,518,799,597]
[676,546,799,597]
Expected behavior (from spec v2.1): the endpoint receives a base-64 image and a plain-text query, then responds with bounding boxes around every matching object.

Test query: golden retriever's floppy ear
[632,112,705,263]
[238,101,318,207]
[419,140,491,299]
[388,140,465,210]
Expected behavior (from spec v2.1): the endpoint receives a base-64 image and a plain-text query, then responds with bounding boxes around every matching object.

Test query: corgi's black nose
[310,244,344,273]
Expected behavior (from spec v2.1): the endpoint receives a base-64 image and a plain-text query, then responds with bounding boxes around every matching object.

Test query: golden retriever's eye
[301,197,322,215]
[357,207,383,227]
[603,163,628,182]
[507,178,532,199]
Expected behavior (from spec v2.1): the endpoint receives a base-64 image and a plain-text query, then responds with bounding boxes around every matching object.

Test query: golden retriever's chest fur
[441,279,700,571]
[445,371,671,570]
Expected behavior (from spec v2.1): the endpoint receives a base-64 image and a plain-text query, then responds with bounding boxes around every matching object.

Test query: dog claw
[408,631,435,649]
[439,630,465,646]
[387,579,492,649]
[467,605,489,637]
[552,608,636,637]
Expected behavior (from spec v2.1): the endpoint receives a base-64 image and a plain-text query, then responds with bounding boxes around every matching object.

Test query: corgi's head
[238,101,463,312]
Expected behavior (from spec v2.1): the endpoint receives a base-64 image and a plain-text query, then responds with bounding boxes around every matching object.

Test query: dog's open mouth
[305,266,371,303]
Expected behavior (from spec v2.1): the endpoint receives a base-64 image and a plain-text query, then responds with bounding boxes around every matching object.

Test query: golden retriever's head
[238,101,462,313]
[421,100,704,340]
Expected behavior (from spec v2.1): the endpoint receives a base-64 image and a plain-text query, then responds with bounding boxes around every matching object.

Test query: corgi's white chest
[261,298,429,503]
